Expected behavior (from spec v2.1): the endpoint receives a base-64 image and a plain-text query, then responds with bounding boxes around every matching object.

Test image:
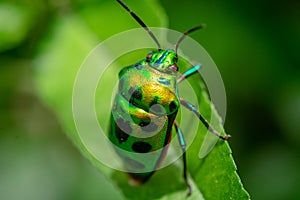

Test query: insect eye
[146,53,152,62]
[128,87,143,106]
[169,64,178,72]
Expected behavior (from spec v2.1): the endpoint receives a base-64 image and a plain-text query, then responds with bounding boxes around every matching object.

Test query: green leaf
[33,0,249,199]
[0,0,44,52]
[0,3,31,52]
[188,90,250,199]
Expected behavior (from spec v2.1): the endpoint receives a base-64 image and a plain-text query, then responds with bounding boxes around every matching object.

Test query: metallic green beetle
[109,0,230,195]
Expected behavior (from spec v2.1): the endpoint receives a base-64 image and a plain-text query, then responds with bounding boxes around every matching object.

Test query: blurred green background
[0,0,299,199]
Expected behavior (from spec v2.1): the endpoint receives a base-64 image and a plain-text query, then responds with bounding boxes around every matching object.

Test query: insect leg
[180,98,231,140]
[174,120,192,196]
[177,64,202,83]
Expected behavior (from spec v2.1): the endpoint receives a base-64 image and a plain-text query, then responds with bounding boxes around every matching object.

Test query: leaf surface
[33,1,249,199]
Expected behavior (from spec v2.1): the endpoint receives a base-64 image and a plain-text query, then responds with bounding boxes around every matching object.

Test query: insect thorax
[118,62,180,116]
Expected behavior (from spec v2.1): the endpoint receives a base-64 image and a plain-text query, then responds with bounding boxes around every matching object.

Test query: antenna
[116,0,161,49]
[175,24,205,54]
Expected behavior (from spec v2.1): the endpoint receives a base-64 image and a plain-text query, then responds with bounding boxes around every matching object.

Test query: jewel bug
[109,0,230,195]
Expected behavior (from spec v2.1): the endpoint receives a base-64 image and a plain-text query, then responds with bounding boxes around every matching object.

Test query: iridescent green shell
[109,50,180,180]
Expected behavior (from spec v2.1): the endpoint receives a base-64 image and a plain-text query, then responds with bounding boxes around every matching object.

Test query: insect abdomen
[109,93,177,174]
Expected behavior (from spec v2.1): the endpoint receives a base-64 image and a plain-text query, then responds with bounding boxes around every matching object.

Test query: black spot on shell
[139,121,150,127]
[132,142,152,153]
[150,96,162,113]
[169,101,178,113]
[150,96,158,105]
[139,122,158,132]
[115,118,132,144]
[129,87,142,103]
